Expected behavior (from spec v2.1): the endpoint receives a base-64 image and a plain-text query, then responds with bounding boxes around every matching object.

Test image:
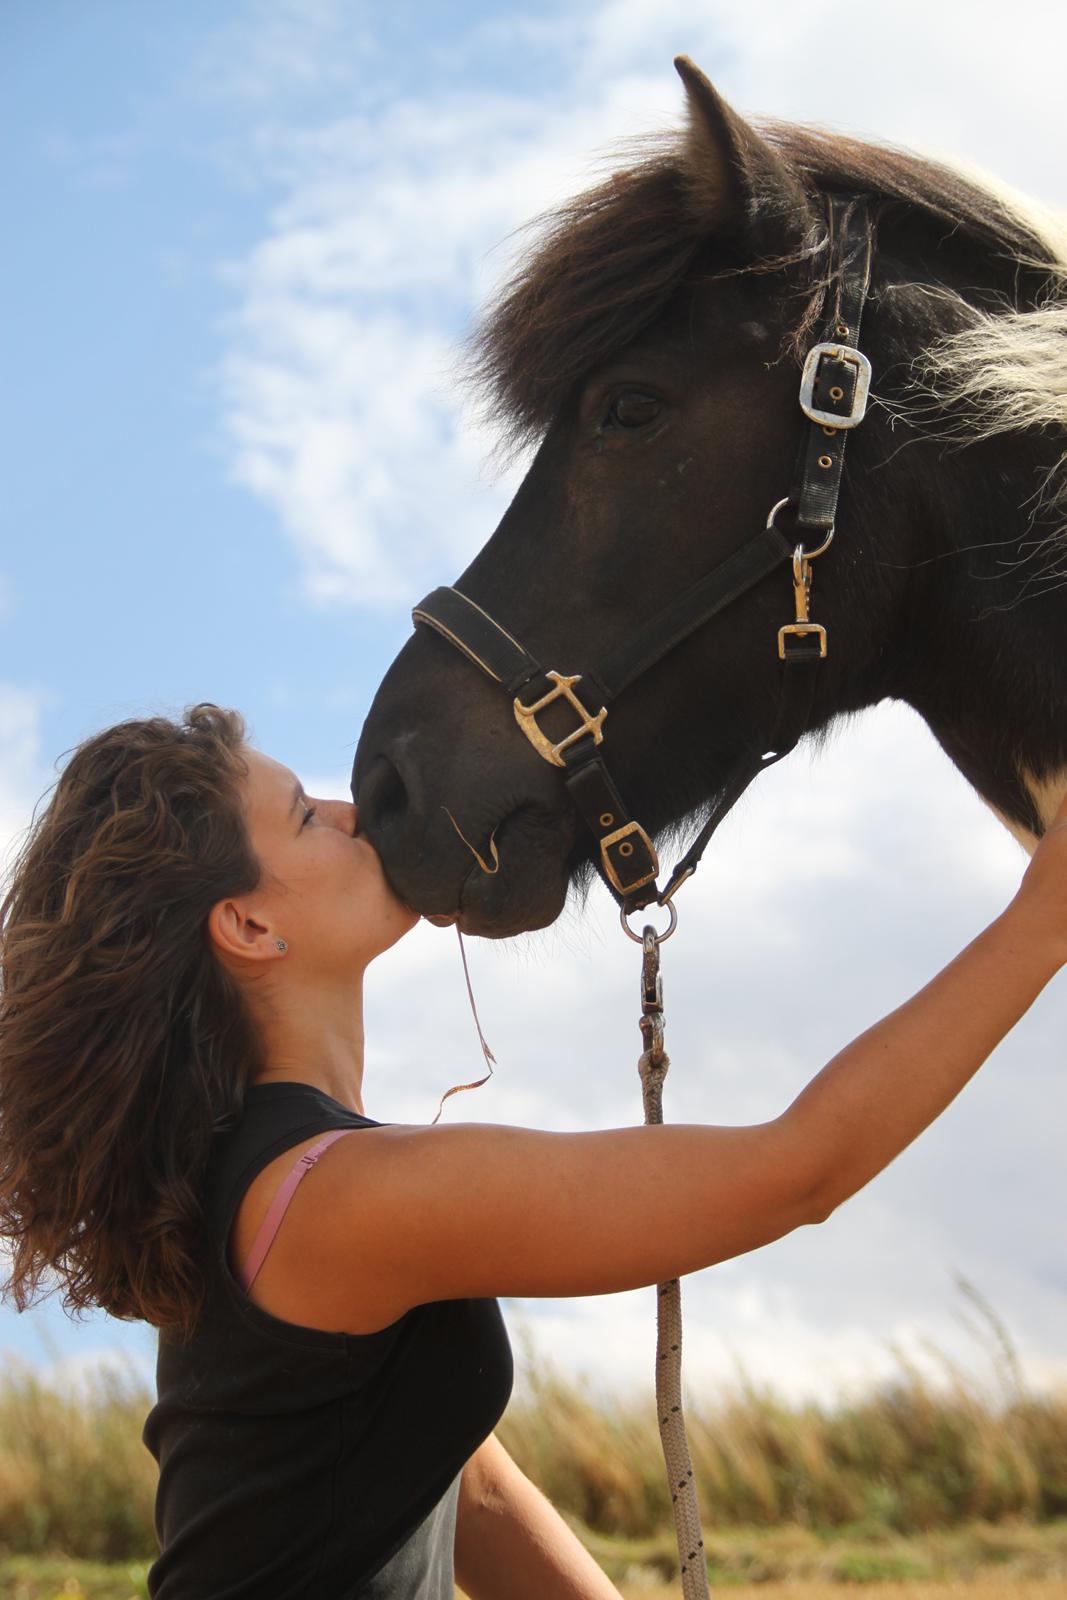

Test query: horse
[352,56,1067,939]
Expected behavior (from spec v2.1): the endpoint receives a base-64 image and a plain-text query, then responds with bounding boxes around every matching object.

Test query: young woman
[0,702,1063,1599]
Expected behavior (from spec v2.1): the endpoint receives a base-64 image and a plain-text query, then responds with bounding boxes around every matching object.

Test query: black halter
[412,195,875,913]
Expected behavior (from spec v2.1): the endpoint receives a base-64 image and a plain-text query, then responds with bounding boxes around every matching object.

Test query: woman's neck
[248,976,367,1116]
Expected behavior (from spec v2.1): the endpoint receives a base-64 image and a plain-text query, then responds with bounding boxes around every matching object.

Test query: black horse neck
[856,416,1067,841]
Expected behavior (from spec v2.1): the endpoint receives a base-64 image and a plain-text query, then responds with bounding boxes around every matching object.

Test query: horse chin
[368,819,573,938]
[452,857,570,938]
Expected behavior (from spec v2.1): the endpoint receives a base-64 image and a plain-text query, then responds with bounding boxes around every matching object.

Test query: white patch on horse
[1025,764,1067,834]
[986,765,1067,854]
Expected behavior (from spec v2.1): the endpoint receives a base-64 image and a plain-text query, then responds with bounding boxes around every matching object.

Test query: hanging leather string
[430,928,497,1124]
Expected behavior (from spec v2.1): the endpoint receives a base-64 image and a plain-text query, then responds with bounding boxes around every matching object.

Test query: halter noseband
[412,194,875,913]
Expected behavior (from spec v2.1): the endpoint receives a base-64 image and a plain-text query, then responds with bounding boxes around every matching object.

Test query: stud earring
[275,939,288,953]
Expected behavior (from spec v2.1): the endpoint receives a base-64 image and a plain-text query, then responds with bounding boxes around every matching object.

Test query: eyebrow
[289,779,305,817]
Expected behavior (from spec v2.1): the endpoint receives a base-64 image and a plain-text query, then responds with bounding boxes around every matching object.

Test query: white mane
[905,167,1067,538]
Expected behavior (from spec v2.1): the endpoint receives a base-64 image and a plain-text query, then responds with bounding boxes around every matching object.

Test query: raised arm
[287,797,1067,1327]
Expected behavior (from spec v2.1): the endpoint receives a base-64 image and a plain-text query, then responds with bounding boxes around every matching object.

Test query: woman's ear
[206,897,279,966]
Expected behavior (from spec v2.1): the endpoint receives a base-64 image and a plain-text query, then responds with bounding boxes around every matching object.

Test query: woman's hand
[1010,786,1067,969]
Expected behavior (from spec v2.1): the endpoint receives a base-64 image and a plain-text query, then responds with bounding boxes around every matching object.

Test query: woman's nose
[319,798,358,833]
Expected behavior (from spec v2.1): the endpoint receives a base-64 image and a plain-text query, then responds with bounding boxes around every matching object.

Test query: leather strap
[413,589,542,698]
[416,508,796,712]
[595,521,795,702]
[644,200,874,909]
[794,195,874,534]
[562,754,660,896]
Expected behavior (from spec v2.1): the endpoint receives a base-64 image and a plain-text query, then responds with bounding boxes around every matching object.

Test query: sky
[2,0,1065,1408]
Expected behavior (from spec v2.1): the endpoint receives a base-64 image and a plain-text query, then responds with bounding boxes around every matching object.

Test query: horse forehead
[583,305,779,393]
[736,319,776,347]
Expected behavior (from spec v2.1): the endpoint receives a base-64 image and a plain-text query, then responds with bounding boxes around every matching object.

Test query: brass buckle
[600,820,659,896]
[778,622,827,659]
[513,672,607,768]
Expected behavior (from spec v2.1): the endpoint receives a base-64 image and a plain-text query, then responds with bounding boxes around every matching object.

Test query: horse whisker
[442,806,501,875]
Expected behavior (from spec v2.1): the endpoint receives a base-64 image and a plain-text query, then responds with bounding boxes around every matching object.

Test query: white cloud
[0,684,64,1295]
[215,80,654,606]
[0,684,51,891]
[505,1280,1047,1410]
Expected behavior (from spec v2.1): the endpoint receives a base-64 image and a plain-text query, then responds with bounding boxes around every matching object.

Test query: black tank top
[141,1081,514,1597]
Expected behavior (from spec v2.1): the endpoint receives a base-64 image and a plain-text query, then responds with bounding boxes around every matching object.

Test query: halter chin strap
[413,194,875,912]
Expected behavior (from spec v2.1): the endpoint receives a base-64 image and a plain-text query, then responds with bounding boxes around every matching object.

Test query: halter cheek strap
[413,195,875,912]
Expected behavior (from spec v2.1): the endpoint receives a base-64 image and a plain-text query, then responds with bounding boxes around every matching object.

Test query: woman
[0,702,1063,1599]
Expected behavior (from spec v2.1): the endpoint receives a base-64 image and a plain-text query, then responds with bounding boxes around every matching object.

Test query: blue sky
[2,0,1065,1402]
[4,1,416,776]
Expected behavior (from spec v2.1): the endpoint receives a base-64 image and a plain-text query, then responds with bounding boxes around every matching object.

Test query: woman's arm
[289,798,1067,1320]
[455,1433,621,1600]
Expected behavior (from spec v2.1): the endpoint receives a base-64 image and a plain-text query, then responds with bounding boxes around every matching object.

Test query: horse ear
[674,55,812,255]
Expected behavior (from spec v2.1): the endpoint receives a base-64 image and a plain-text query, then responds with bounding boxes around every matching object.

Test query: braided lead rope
[637,925,710,1600]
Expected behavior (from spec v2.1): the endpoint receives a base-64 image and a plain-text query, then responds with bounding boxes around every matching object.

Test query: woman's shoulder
[222,1082,399,1336]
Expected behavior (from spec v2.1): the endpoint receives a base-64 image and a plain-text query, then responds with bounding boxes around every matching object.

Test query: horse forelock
[466,113,1065,459]
[464,140,710,452]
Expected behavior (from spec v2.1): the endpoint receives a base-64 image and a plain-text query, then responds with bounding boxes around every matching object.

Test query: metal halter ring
[766,496,836,562]
[620,900,678,945]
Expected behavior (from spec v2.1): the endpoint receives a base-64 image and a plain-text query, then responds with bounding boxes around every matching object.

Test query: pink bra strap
[239,1128,357,1295]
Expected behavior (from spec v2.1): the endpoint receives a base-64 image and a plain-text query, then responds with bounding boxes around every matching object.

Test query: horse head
[354,58,1067,936]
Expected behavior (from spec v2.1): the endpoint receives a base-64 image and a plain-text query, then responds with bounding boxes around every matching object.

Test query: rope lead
[636,922,710,1599]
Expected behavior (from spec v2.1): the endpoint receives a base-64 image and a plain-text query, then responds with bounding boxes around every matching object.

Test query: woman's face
[212,746,418,979]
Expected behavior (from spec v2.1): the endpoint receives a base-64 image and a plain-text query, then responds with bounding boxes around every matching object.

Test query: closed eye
[301,805,317,827]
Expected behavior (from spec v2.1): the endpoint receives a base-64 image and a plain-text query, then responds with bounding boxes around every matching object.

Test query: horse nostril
[357,754,410,838]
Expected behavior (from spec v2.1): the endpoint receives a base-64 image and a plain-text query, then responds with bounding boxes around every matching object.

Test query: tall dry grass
[0,1355,156,1562]
[0,1310,1060,1564]
[495,1314,1067,1541]
[495,1365,1067,1538]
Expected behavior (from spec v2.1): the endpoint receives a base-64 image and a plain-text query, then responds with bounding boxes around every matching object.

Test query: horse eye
[606,390,662,429]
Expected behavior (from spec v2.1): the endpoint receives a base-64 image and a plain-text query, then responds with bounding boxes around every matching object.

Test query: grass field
[614,1584,1067,1600]
[0,1544,1064,1599]
[588,1516,1067,1590]
[1,1516,1064,1598]
[0,1299,1061,1596]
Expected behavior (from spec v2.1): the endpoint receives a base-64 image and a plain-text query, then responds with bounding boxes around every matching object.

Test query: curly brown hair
[0,703,265,1343]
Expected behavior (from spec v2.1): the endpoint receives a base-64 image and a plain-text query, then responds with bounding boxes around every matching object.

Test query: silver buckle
[798,343,872,429]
